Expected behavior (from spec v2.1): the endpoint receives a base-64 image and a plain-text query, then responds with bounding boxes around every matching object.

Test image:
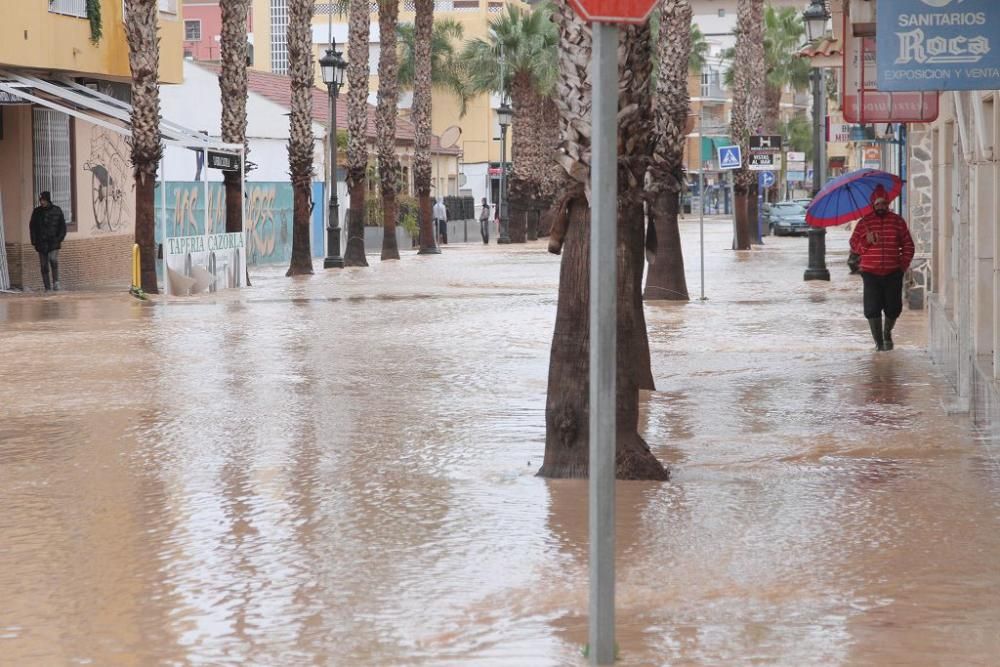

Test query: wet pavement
[1,219,999,666]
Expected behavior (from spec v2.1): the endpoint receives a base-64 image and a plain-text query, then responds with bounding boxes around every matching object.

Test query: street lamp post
[803,0,831,282]
[496,100,512,244]
[320,43,347,269]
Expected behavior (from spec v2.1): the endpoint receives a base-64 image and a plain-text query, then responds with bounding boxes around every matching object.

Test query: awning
[0,69,241,153]
[701,136,731,162]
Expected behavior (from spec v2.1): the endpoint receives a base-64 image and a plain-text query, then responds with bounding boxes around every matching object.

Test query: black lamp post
[803,0,831,282]
[496,99,512,244]
[320,42,347,269]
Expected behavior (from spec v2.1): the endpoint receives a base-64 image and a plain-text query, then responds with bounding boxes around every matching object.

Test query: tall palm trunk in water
[219,0,250,236]
[285,0,315,276]
[124,0,163,294]
[412,0,436,254]
[344,0,370,266]
[730,0,764,250]
[377,0,401,261]
[538,1,668,481]
[645,0,691,301]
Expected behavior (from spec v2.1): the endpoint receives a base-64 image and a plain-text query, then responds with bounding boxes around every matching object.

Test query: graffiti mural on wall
[82,129,133,233]
[155,182,325,266]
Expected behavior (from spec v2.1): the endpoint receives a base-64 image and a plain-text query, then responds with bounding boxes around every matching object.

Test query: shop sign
[843,18,939,123]
[877,0,1000,92]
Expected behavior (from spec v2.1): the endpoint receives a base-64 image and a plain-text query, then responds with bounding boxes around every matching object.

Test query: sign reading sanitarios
[877,0,1000,91]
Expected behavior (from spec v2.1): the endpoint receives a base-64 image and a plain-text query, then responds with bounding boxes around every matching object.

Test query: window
[33,109,75,229]
[270,0,289,75]
[718,8,725,17]
[48,0,88,19]
[184,20,202,41]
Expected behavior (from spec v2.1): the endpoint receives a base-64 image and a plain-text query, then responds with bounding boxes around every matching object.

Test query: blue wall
[155,181,326,265]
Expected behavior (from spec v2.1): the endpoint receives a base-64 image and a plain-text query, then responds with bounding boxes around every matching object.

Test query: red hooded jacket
[849,188,915,276]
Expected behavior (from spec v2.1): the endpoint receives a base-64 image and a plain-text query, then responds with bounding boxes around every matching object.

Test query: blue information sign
[877,0,1000,91]
[758,171,775,188]
[718,145,742,170]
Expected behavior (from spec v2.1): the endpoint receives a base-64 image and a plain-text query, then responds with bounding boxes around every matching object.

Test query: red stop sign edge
[567,0,657,24]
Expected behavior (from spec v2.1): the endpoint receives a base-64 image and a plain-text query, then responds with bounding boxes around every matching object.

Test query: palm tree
[396,16,466,255]
[462,4,558,243]
[377,0,401,261]
[124,0,163,294]
[409,1,436,254]
[397,19,467,107]
[689,24,709,74]
[285,0,315,275]
[538,0,668,481]
[219,0,250,238]
[645,0,692,302]
[729,0,764,250]
[343,0,370,267]
[763,6,811,133]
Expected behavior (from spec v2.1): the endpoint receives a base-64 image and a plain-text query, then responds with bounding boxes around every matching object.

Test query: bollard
[131,243,141,289]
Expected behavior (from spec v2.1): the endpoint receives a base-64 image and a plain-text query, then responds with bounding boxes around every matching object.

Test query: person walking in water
[433,197,448,245]
[29,191,67,292]
[850,185,914,351]
[478,197,490,244]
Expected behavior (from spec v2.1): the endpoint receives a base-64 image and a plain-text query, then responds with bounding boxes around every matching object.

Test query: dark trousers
[436,219,448,244]
[480,219,490,243]
[861,270,903,319]
[38,249,59,290]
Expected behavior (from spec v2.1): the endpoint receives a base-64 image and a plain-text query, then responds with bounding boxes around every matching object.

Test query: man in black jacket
[29,191,67,291]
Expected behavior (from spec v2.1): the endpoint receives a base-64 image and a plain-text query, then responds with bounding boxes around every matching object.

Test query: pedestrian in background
[29,191,67,292]
[433,197,448,245]
[478,197,490,244]
[850,185,915,351]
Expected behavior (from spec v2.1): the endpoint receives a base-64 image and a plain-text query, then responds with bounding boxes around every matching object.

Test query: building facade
[0,0,183,291]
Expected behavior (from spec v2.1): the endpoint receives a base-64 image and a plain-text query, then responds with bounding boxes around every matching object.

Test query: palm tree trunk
[508,72,541,244]
[645,0,691,301]
[412,0,436,254]
[344,0,370,267]
[730,0,764,250]
[285,0,314,276]
[377,0,401,261]
[539,1,668,481]
[219,0,250,236]
[124,0,163,294]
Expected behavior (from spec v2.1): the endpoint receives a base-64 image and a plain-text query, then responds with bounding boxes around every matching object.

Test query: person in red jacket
[849,185,915,351]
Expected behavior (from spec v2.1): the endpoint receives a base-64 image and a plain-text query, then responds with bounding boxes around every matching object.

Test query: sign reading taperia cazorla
[877,0,1000,92]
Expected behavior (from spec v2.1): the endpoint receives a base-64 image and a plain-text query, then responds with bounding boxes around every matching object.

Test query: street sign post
[566,1,662,663]
[718,145,742,170]
[759,171,776,189]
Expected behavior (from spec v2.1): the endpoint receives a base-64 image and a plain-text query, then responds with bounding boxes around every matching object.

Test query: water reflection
[2,226,1000,665]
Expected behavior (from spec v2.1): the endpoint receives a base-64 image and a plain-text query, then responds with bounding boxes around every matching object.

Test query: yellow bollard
[131,243,141,289]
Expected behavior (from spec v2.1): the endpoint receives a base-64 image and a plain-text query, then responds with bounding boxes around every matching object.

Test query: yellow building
[246,0,522,206]
[0,0,183,291]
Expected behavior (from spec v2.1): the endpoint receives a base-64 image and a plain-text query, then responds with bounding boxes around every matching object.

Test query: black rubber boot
[883,317,896,351]
[868,317,885,351]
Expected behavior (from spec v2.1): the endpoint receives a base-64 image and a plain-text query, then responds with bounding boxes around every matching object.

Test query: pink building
[182,1,252,63]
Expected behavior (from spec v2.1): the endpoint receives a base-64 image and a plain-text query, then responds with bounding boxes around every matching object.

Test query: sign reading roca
[877,0,1000,91]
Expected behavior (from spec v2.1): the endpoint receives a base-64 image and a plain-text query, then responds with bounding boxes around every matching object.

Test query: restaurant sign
[877,0,1000,91]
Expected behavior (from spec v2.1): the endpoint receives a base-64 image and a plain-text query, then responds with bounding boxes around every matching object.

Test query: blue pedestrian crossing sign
[718,145,742,170]
[759,171,775,188]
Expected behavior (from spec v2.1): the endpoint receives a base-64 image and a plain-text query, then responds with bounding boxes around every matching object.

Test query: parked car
[793,198,812,209]
[763,201,809,236]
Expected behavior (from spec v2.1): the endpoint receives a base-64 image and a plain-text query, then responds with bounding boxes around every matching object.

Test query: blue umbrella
[805,168,903,228]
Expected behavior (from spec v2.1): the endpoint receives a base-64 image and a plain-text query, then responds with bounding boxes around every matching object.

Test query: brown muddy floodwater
[1,220,999,666]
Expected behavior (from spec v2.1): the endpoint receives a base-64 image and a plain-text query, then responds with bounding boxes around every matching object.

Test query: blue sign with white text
[718,145,742,170]
[877,0,1000,91]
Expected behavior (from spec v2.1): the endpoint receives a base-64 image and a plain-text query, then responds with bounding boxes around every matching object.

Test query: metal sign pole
[698,105,705,301]
[589,21,617,667]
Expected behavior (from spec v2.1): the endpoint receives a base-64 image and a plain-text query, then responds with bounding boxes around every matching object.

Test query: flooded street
[2,219,999,666]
